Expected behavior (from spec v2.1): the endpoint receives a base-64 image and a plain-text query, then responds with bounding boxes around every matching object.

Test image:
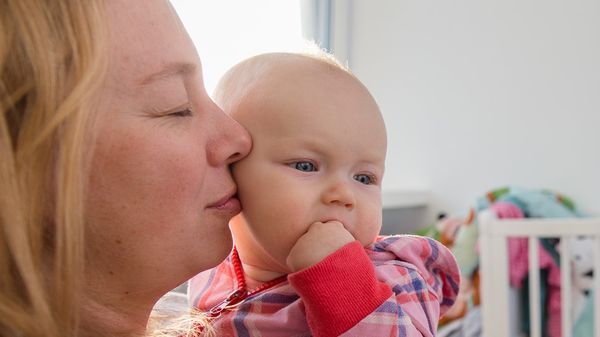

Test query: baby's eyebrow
[138,62,196,86]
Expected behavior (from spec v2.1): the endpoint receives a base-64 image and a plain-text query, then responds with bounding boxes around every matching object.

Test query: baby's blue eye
[354,174,373,185]
[293,161,316,172]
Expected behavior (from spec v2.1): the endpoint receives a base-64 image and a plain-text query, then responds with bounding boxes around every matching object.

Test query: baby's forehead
[217,53,361,107]
[221,52,386,143]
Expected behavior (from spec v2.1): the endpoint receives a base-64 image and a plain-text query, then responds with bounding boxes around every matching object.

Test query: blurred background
[171,0,600,234]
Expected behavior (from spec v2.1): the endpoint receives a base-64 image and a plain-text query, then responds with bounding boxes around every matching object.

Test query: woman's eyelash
[169,108,193,117]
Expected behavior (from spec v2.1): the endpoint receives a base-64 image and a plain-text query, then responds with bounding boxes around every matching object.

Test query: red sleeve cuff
[288,241,392,337]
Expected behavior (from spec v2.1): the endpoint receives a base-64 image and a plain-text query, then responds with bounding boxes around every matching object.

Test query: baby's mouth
[318,218,348,228]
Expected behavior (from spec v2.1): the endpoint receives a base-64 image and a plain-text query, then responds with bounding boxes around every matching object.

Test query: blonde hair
[149,307,215,337]
[0,1,107,336]
[298,40,349,72]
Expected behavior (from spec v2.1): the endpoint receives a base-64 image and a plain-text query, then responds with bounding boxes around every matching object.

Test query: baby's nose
[321,181,355,210]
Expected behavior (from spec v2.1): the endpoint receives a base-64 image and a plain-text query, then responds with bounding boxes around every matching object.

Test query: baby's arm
[289,233,460,337]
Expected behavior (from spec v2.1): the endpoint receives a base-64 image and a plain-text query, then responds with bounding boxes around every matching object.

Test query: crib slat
[595,238,600,337]
[482,218,600,236]
[479,216,509,337]
[495,234,510,337]
[561,236,572,337]
[479,219,494,337]
[529,237,541,337]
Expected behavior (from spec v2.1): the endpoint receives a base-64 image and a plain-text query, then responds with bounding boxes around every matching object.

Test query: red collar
[207,247,287,318]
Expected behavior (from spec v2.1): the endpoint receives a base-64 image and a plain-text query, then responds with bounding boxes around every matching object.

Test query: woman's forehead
[105,0,198,86]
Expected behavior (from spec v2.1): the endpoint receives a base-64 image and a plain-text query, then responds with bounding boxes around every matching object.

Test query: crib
[479,212,600,337]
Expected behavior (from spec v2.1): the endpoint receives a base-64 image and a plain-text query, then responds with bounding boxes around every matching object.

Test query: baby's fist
[286,220,355,272]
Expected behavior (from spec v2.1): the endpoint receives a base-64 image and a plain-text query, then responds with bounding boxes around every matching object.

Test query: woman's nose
[321,180,355,210]
[207,104,251,166]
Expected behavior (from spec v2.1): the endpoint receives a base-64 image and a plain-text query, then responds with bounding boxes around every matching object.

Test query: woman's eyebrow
[138,62,196,86]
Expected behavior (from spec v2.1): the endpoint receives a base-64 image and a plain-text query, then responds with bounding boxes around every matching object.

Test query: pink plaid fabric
[189,235,460,337]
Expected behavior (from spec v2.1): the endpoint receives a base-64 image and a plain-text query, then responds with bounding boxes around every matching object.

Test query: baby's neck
[240,261,286,291]
[231,234,289,290]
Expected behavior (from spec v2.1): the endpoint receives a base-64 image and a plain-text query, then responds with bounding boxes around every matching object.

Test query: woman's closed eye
[168,107,193,117]
[147,103,193,118]
[289,161,317,172]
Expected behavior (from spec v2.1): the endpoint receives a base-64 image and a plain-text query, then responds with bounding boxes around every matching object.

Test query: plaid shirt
[189,235,460,337]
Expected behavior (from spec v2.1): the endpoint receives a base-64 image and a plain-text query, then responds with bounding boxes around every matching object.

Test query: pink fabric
[189,235,460,337]
[491,202,562,337]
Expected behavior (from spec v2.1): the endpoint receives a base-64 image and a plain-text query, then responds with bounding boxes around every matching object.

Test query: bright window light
[171,1,305,96]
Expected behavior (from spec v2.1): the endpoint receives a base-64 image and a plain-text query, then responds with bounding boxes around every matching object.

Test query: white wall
[336,0,600,223]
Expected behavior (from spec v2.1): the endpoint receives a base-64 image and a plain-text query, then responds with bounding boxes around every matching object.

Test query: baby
[188,51,460,337]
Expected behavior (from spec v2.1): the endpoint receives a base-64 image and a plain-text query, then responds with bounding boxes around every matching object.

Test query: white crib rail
[479,215,600,337]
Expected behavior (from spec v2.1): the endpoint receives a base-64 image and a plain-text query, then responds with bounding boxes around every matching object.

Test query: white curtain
[300,0,332,51]
[299,0,353,68]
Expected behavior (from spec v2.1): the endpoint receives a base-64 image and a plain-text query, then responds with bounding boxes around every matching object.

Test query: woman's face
[86,0,250,297]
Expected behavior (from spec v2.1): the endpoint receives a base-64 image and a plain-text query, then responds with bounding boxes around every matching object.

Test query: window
[171,1,305,96]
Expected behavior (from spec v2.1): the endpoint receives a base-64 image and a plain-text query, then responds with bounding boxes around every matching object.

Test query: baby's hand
[286,220,355,272]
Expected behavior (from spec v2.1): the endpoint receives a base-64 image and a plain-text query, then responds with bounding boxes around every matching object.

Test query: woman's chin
[204,235,233,269]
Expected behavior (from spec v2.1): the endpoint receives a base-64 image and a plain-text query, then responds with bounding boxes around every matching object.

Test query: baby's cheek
[273,221,309,267]
[356,217,382,246]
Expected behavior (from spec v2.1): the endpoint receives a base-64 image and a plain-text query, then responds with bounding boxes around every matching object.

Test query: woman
[0,1,251,336]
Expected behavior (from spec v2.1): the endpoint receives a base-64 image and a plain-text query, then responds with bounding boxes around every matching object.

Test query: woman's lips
[207,192,241,214]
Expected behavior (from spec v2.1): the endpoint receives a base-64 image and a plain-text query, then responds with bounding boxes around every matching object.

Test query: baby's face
[230,59,387,273]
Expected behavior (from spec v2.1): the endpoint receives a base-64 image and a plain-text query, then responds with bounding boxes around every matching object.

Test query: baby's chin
[358,234,380,248]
